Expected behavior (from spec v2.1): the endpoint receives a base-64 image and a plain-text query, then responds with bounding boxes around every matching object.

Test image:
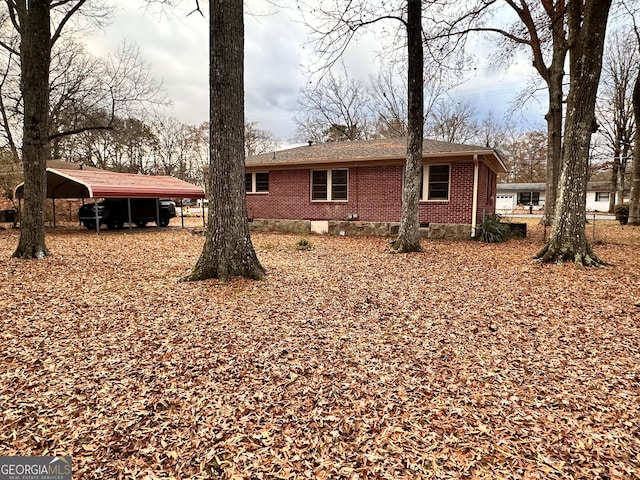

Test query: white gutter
[471,155,479,238]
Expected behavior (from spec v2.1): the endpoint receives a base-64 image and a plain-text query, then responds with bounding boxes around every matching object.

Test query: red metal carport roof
[14,167,205,199]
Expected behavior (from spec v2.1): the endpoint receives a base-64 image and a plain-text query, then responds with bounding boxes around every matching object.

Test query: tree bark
[616,146,629,206]
[536,0,611,266]
[628,71,640,225]
[516,0,567,227]
[609,155,619,213]
[392,0,423,253]
[181,0,264,282]
[542,66,564,226]
[13,0,51,259]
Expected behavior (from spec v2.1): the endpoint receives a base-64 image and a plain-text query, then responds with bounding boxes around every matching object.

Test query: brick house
[245,138,506,237]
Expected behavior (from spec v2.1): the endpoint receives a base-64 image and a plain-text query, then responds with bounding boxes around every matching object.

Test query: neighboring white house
[584,181,612,211]
[496,183,546,212]
[497,181,626,213]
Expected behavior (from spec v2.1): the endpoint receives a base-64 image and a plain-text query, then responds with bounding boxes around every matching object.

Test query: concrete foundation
[249,219,474,240]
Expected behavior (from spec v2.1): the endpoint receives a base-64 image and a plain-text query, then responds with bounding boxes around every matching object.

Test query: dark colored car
[79,198,177,230]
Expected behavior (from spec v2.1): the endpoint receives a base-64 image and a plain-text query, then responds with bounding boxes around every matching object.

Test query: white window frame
[311,169,349,202]
[245,172,269,194]
[421,164,451,202]
[595,191,610,202]
[518,191,540,205]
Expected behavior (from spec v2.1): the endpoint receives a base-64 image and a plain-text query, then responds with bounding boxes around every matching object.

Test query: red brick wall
[419,163,473,225]
[476,163,497,223]
[246,162,497,224]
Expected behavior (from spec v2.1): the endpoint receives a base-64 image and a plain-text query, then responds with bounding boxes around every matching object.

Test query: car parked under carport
[13,161,205,232]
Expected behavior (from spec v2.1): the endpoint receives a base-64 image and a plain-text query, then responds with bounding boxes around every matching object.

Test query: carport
[14,166,206,231]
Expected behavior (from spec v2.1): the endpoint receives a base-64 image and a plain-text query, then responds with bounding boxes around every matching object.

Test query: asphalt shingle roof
[246,137,505,172]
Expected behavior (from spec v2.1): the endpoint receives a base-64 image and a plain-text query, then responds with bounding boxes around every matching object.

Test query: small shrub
[476,215,510,243]
[614,203,629,225]
[296,237,312,250]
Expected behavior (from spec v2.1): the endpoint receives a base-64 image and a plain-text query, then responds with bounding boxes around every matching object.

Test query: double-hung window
[420,164,450,201]
[311,169,348,201]
[245,172,269,193]
[595,191,609,202]
[518,191,540,205]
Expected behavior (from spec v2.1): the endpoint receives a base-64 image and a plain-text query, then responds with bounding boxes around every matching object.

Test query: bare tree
[628,6,640,226]
[369,67,408,138]
[426,99,479,143]
[0,17,164,160]
[47,40,166,157]
[369,60,451,139]
[9,0,54,259]
[0,18,21,162]
[594,29,638,212]
[0,0,116,258]
[245,121,279,156]
[431,0,569,225]
[535,0,612,266]
[630,69,640,225]
[392,0,424,253]
[294,72,373,142]
[297,0,432,252]
[0,146,20,200]
[181,0,265,281]
[148,115,189,177]
[500,130,547,183]
[181,121,209,186]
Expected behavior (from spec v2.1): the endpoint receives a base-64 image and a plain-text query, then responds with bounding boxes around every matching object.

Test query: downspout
[471,155,479,238]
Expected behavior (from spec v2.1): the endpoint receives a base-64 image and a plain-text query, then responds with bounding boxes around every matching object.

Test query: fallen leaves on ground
[0,219,639,479]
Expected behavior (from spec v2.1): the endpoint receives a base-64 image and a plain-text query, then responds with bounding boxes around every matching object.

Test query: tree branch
[429,26,530,45]
[49,124,113,141]
[0,39,19,56]
[187,0,204,17]
[6,0,22,34]
[51,0,88,46]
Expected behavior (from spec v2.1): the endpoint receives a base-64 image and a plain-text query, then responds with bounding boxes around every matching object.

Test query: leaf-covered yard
[1,220,639,479]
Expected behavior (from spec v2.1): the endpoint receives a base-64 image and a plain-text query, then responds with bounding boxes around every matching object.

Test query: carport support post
[94,199,100,235]
[52,197,56,228]
[156,199,161,227]
[180,199,184,228]
[127,198,133,231]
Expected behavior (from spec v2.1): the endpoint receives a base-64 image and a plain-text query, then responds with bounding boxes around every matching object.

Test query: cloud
[85,1,312,141]
[83,1,545,142]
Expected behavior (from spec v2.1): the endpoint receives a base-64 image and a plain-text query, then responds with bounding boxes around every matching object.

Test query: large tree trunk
[542,70,564,226]
[616,146,629,206]
[536,0,611,266]
[628,72,640,225]
[13,0,51,259]
[181,0,264,282]
[538,1,568,227]
[392,0,423,253]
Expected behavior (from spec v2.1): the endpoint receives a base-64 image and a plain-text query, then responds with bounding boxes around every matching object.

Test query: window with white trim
[595,191,610,202]
[245,172,269,193]
[518,191,540,205]
[311,169,348,201]
[420,164,450,201]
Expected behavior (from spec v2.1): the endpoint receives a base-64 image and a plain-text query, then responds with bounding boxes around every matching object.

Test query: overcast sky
[84,1,546,146]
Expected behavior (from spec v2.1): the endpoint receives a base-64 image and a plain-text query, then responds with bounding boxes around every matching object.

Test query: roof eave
[246,150,507,172]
